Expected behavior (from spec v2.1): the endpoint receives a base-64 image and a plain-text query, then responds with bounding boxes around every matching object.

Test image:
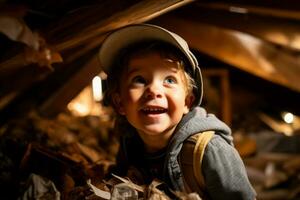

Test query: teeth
[143,108,165,112]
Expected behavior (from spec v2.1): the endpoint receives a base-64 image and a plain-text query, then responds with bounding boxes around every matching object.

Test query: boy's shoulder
[179,131,215,194]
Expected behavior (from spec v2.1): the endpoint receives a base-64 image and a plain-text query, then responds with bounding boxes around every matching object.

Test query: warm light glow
[68,102,89,116]
[92,76,102,101]
[283,112,294,124]
[67,86,102,117]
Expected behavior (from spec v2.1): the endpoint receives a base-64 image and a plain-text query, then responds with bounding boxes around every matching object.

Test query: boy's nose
[144,83,163,99]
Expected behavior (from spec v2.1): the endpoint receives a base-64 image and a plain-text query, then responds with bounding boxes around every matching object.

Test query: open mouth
[141,107,167,115]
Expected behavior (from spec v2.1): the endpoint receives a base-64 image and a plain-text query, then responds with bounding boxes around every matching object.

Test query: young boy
[98,24,256,199]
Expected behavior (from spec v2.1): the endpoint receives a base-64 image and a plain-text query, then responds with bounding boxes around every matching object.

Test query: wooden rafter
[0,0,195,76]
[175,4,300,51]
[196,2,300,21]
[153,15,300,93]
[56,0,195,51]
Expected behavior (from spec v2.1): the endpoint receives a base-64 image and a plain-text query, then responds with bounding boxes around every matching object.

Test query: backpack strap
[179,131,215,195]
[193,131,215,189]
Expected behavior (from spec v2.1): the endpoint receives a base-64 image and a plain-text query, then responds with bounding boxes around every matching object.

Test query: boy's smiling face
[114,52,193,151]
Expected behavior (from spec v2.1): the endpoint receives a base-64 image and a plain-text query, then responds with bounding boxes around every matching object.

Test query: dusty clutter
[242,133,300,200]
[0,108,117,199]
[0,109,201,200]
[233,112,300,200]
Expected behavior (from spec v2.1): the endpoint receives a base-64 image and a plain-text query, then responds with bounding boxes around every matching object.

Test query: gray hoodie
[165,107,256,199]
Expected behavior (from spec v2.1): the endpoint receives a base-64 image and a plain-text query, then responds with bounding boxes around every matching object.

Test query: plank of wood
[56,0,195,53]
[175,4,300,51]
[0,0,195,69]
[153,15,300,93]
[203,69,231,125]
[196,2,300,21]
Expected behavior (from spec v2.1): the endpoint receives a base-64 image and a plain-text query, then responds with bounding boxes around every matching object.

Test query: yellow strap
[193,131,215,189]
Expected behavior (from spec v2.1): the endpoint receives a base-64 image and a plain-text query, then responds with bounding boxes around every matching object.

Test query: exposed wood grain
[153,15,300,93]
[196,2,300,21]
[56,0,195,51]
[175,4,300,51]
[0,0,194,68]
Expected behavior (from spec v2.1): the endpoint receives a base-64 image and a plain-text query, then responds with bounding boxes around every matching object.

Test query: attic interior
[1,0,300,199]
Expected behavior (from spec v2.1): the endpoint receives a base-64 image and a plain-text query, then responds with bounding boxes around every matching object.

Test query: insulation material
[0,15,62,69]
[0,15,39,49]
[86,174,202,200]
[19,173,60,200]
[0,110,118,199]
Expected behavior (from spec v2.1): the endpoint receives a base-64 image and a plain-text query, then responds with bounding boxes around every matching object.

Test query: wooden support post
[202,69,231,126]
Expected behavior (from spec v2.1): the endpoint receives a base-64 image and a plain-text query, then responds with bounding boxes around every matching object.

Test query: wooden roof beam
[196,2,300,21]
[56,0,195,51]
[175,5,300,51]
[153,16,300,93]
[0,0,195,81]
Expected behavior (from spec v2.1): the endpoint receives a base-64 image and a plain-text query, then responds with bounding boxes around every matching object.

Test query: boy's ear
[112,93,125,115]
[184,94,195,114]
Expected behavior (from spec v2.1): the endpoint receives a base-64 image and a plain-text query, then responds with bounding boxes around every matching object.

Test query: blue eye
[164,77,177,84]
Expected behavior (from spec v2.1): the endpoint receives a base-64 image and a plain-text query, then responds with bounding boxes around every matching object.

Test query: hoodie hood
[169,106,232,149]
[164,106,232,191]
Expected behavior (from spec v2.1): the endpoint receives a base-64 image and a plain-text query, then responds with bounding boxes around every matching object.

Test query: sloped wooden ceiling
[152,1,300,93]
[153,15,300,93]
[0,0,195,123]
[1,0,300,121]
